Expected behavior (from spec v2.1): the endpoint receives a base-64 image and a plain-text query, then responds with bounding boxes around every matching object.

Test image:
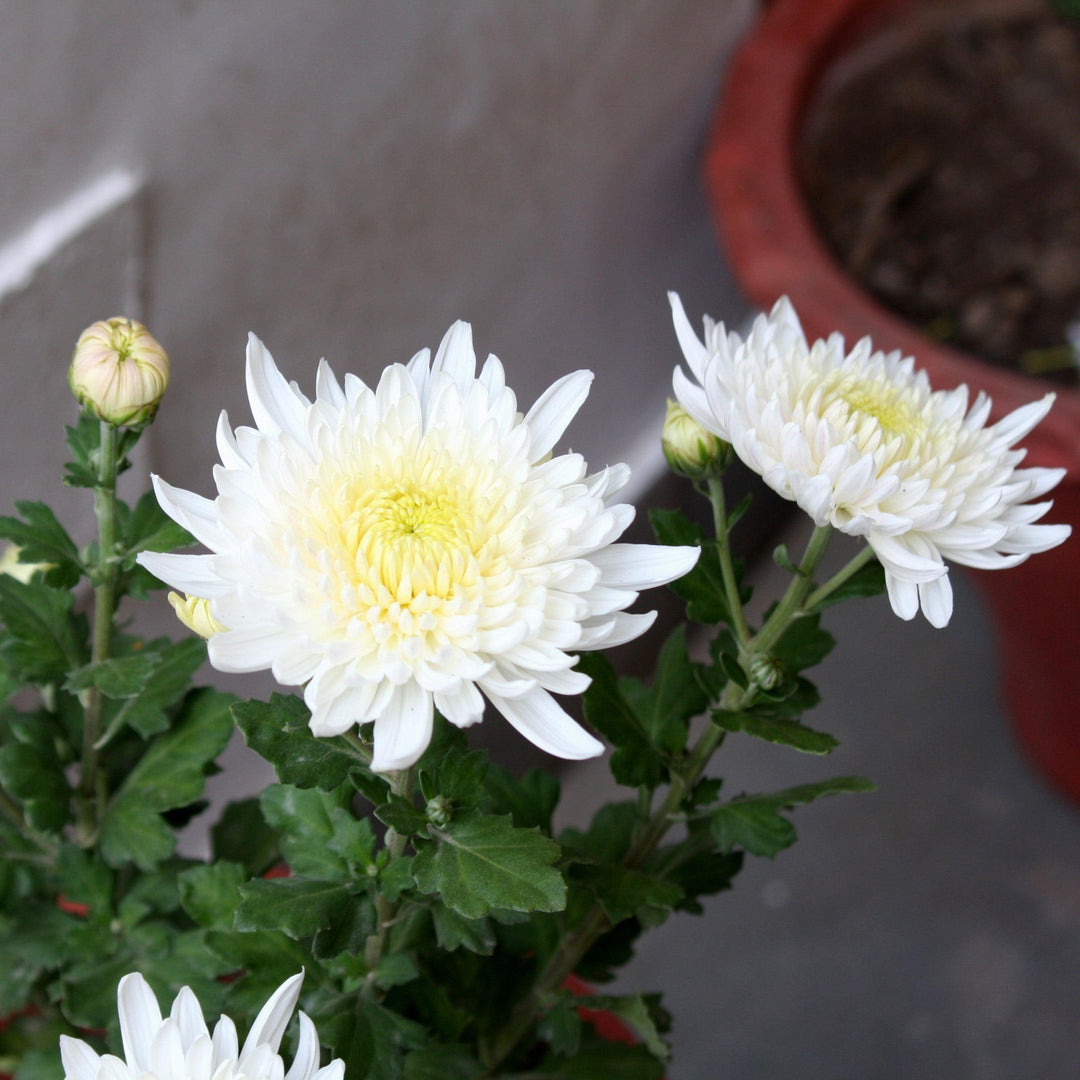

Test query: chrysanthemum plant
[0,302,1068,1080]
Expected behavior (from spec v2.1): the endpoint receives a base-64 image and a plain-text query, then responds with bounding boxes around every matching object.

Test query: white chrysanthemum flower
[59,971,342,1080]
[138,324,698,772]
[670,293,1071,628]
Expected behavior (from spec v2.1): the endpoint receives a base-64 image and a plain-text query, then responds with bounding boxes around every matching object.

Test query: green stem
[76,422,120,846]
[745,525,832,660]
[707,475,750,647]
[363,767,413,991]
[804,544,877,611]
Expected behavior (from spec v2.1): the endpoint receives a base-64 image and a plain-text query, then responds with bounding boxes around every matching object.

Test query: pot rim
[705,0,1080,471]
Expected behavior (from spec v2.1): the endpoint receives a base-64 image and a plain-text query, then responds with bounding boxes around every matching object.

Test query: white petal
[211,1016,238,1071]
[118,973,163,1075]
[370,681,435,772]
[241,971,304,1058]
[136,551,228,596]
[150,476,225,549]
[60,1036,101,1080]
[486,686,604,759]
[588,543,699,589]
[524,369,594,463]
[918,574,953,628]
[284,1013,320,1080]
[431,320,476,391]
[170,986,210,1050]
[434,681,485,728]
[150,1019,186,1080]
[579,610,657,648]
[208,625,297,674]
[245,334,310,445]
[885,572,919,621]
[668,291,710,381]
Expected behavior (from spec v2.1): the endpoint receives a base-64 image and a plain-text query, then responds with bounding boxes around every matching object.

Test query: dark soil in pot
[798,0,1080,387]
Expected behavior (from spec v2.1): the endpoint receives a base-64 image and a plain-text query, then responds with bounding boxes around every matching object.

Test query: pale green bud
[69,317,169,427]
[747,651,784,692]
[661,399,730,478]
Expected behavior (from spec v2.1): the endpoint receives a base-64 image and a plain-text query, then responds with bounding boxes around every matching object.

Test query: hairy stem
[76,422,120,845]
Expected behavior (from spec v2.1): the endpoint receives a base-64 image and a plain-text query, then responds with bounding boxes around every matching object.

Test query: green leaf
[116,638,209,739]
[712,710,838,754]
[210,797,281,875]
[66,653,161,698]
[0,741,71,834]
[412,811,565,919]
[119,490,196,565]
[404,1043,485,1080]
[99,687,234,869]
[234,694,371,790]
[709,776,874,857]
[235,877,354,939]
[0,576,87,683]
[771,613,835,674]
[178,861,246,929]
[570,864,683,924]
[649,508,740,625]
[0,501,82,587]
[419,745,489,806]
[619,625,707,755]
[575,993,669,1061]
[372,951,418,990]
[375,794,430,836]
[314,994,426,1080]
[578,653,665,790]
[538,996,583,1057]
[810,557,885,610]
[203,929,311,1013]
[483,764,560,833]
[57,847,114,915]
[430,907,496,955]
[260,784,354,881]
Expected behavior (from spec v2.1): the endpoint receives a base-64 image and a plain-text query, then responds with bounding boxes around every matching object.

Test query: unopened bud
[747,651,784,692]
[168,592,226,639]
[662,399,730,478]
[426,795,453,829]
[69,317,169,427]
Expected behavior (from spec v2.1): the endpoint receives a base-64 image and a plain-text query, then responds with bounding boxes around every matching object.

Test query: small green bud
[661,398,731,478]
[426,795,453,829]
[747,651,784,692]
[69,317,169,427]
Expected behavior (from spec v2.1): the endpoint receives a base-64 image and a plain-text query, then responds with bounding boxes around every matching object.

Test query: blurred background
[1,2,1078,1077]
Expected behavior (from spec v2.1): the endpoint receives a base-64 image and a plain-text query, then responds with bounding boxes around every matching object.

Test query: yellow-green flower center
[825,372,927,442]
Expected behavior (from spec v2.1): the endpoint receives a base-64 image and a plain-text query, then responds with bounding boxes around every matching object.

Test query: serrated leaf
[314,994,426,1080]
[412,812,565,919]
[535,1036,665,1079]
[259,784,353,881]
[0,576,87,683]
[483,764,560,833]
[0,741,71,834]
[66,653,161,698]
[57,847,114,916]
[0,501,82,587]
[712,710,838,754]
[649,508,740,625]
[119,490,196,565]
[619,625,706,755]
[234,694,370,790]
[709,776,873,857]
[372,951,418,990]
[430,907,496,955]
[570,864,683,923]
[771,613,835,674]
[420,745,488,806]
[575,993,669,1061]
[375,794,429,836]
[210,797,281,875]
[235,877,353,938]
[178,861,246,929]
[538,996,583,1057]
[99,688,234,869]
[578,653,665,790]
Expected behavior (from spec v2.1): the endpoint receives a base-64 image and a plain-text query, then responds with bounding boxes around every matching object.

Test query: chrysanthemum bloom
[59,971,342,1080]
[69,317,169,426]
[670,293,1071,628]
[138,324,698,771]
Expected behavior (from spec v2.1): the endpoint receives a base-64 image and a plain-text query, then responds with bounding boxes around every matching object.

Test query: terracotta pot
[705,0,1080,804]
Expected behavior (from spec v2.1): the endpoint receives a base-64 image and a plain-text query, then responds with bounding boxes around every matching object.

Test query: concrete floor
[559,520,1080,1080]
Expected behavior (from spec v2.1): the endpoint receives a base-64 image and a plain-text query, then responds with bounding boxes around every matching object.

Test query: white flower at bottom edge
[669,292,1072,628]
[137,323,699,772]
[59,971,343,1080]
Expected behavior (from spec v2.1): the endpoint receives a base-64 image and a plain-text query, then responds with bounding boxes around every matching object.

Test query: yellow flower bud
[0,544,53,583]
[661,399,730,478]
[168,592,226,639]
[69,317,169,427]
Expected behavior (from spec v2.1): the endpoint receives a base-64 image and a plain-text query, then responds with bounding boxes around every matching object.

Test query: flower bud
[747,651,784,692]
[168,592,226,639]
[69,317,169,426]
[661,399,730,478]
